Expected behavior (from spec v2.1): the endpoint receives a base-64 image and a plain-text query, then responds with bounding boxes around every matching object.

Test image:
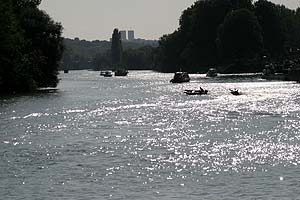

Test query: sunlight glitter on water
[1,71,300,199]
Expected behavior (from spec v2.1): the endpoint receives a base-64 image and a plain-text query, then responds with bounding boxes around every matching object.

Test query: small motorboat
[102,71,113,77]
[115,69,129,76]
[184,89,208,95]
[170,72,190,83]
[230,89,241,95]
[100,71,106,76]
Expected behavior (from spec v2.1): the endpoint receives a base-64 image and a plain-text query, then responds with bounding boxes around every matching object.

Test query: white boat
[170,72,190,83]
[100,71,113,77]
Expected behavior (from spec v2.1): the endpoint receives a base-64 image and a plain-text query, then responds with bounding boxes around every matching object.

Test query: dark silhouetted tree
[155,0,257,73]
[0,0,64,93]
[0,0,29,93]
[111,28,123,67]
[217,9,263,62]
[254,0,285,57]
[123,46,155,70]
[17,6,64,87]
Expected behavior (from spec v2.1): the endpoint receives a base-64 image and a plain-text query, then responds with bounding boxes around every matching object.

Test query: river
[1,70,300,199]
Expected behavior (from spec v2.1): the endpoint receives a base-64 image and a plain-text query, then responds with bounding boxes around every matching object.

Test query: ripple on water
[1,71,300,199]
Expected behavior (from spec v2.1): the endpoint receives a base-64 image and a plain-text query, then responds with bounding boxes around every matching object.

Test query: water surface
[1,71,300,199]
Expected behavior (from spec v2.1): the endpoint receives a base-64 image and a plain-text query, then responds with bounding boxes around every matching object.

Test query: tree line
[61,36,158,71]
[154,0,300,73]
[0,0,64,94]
[2,0,300,94]
[93,44,156,71]
[92,28,156,71]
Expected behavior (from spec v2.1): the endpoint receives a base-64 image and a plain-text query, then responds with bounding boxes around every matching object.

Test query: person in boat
[230,89,240,95]
[199,87,204,93]
[184,86,208,95]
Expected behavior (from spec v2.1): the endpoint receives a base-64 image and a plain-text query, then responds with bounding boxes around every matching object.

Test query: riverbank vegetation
[2,0,299,95]
[0,0,63,94]
[86,0,300,73]
[155,0,300,73]
[61,37,157,71]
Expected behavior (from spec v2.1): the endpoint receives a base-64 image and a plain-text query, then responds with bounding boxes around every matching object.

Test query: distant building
[120,30,127,41]
[128,30,135,41]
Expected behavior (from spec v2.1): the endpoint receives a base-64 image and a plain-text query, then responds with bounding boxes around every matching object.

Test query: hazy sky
[39,0,300,41]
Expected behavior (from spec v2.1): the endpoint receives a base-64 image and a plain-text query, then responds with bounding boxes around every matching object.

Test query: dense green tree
[0,0,33,93]
[179,0,234,70]
[0,0,63,93]
[232,0,253,10]
[111,28,123,67]
[217,9,263,61]
[295,9,300,47]
[254,0,285,57]
[93,46,155,71]
[12,0,41,9]
[123,46,155,70]
[155,0,256,73]
[17,6,64,87]
[155,0,300,73]
[93,50,111,71]
[61,37,158,71]
[276,5,300,53]
[155,31,185,72]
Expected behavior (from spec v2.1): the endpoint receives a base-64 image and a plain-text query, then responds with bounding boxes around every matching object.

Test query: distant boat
[100,71,106,76]
[170,72,190,83]
[206,68,218,77]
[184,89,208,95]
[230,89,241,95]
[101,71,113,77]
[64,69,69,73]
[115,69,128,76]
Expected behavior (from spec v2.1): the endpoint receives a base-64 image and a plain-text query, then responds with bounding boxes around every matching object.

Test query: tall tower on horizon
[128,30,135,41]
[120,30,127,41]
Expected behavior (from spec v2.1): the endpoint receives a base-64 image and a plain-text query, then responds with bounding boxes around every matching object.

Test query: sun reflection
[2,72,300,198]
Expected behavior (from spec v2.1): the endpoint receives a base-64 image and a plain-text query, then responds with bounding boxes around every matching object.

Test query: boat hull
[170,72,190,83]
[115,70,128,76]
[184,90,208,95]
